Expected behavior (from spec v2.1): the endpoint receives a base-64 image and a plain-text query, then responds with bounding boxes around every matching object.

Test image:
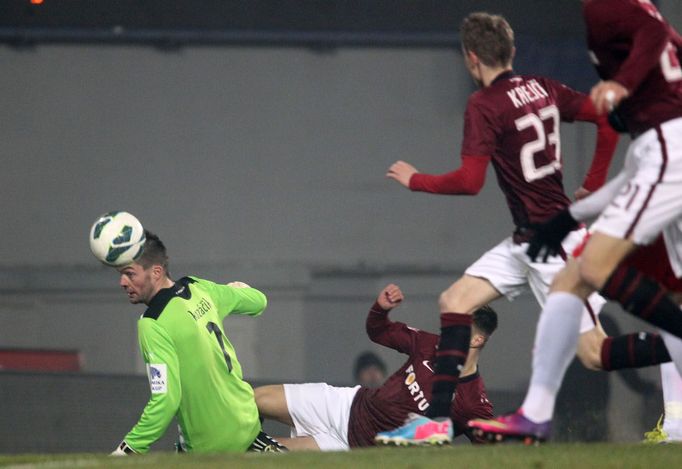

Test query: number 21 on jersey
[515,104,561,183]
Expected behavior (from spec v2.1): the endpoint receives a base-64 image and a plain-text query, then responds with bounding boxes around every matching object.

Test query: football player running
[381,11,618,444]
[469,0,682,443]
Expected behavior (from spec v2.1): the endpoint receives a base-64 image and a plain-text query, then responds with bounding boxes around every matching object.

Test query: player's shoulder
[411,328,439,355]
[524,74,572,93]
[142,276,196,320]
[466,88,487,107]
[465,87,501,118]
[584,0,628,10]
[585,0,646,21]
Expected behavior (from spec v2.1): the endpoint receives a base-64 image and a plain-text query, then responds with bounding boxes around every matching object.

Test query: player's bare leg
[438,275,502,315]
[377,276,500,446]
[254,385,295,427]
[433,275,500,425]
[585,232,682,341]
[577,231,635,291]
[574,319,682,443]
[471,232,682,443]
[576,324,608,371]
[469,261,590,444]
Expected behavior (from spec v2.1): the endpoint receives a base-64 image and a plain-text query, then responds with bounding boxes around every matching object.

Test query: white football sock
[521,292,584,423]
[659,332,682,441]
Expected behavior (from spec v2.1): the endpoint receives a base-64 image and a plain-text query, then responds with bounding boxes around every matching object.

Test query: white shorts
[283,383,360,451]
[465,228,604,333]
[591,117,682,247]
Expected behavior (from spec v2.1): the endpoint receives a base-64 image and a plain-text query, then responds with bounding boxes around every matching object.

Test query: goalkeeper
[109,231,284,454]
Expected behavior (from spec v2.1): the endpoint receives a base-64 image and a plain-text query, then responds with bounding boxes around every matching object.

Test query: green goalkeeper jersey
[124,276,267,453]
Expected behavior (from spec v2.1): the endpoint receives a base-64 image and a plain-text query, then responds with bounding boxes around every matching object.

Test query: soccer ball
[89,211,146,266]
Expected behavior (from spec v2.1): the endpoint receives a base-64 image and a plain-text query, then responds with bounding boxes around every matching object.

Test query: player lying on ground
[380,11,618,445]
[255,284,497,450]
[109,231,285,454]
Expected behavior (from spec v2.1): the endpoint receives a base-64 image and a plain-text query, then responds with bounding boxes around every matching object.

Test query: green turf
[1,444,681,469]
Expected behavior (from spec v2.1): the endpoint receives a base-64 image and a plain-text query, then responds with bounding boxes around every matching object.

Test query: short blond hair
[461,12,515,68]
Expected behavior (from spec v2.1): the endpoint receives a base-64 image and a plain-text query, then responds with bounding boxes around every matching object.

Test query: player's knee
[439,286,464,312]
[576,328,606,371]
[254,386,266,406]
[254,386,275,415]
[254,385,292,424]
[549,260,591,298]
[438,277,490,313]
[576,345,604,371]
[578,259,612,291]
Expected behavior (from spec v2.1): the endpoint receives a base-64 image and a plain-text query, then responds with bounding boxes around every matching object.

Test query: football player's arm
[121,320,181,454]
[610,5,670,96]
[397,155,491,195]
[195,278,267,320]
[387,97,492,196]
[587,1,671,113]
[573,98,619,194]
[366,284,417,354]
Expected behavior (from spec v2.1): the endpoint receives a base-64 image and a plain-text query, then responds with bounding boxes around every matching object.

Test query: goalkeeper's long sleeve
[124,320,181,453]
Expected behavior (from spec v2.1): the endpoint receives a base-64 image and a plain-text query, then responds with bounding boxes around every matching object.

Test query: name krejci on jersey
[187,297,212,321]
[506,79,549,108]
[404,364,429,411]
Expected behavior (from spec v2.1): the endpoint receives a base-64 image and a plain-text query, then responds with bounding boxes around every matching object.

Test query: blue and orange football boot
[375,413,453,446]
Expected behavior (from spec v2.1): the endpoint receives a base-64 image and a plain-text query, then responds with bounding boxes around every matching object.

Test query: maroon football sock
[601,332,671,371]
[600,264,682,338]
[426,312,471,419]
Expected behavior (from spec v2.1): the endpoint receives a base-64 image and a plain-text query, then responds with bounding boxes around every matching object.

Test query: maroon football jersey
[461,72,587,227]
[584,0,682,133]
[346,304,493,447]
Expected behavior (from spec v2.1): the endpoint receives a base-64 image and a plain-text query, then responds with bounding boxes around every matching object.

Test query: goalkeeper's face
[118,263,156,305]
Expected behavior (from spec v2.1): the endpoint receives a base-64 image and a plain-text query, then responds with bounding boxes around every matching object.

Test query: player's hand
[228,281,251,288]
[526,209,579,263]
[590,80,629,115]
[377,284,404,310]
[386,161,418,188]
[574,186,591,201]
[111,441,136,456]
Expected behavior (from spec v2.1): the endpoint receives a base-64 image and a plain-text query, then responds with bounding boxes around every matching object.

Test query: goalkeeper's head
[117,230,172,305]
[136,231,170,276]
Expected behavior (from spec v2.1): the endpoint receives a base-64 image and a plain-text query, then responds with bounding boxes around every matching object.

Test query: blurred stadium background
[1,0,680,454]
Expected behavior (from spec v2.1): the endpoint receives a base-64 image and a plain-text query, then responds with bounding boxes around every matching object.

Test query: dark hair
[460,12,514,68]
[137,230,169,274]
[472,304,498,339]
[353,351,386,380]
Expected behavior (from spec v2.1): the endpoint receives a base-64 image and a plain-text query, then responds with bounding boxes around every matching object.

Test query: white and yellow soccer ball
[89,211,146,266]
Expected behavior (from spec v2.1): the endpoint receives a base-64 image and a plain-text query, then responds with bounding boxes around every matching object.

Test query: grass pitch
[1,444,680,468]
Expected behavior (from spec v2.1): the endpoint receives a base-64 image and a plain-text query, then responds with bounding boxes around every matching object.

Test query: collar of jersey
[491,70,515,86]
[142,276,195,320]
[458,367,480,384]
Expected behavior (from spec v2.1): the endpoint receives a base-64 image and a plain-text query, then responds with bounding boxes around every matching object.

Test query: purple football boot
[468,410,551,445]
